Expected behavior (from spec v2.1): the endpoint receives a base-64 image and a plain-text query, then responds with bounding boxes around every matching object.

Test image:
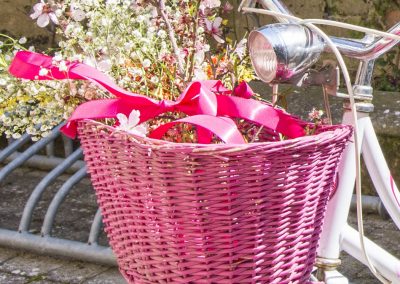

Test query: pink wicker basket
[9,51,351,283]
[77,119,352,284]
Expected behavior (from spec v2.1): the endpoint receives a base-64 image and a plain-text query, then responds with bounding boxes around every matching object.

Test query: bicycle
[240,1,400,283]
[4,1,399,282]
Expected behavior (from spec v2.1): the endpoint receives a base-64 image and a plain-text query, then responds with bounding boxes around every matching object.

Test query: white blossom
[58,61,68,72]
[116,110,148,137]
[98,59,112,72]
[142,59,151,68]
[150,76,159,84]
[200,0,221,11]
[18,37,27,44]
[39,68,49,76]
[157,30,167,39]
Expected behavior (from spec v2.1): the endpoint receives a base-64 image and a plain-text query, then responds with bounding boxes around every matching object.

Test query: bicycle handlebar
[257,0,400,60]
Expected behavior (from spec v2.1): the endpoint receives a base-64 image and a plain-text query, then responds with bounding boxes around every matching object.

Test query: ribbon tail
[9,51,157,107]
[217,96,306,139]
[9,51,83,80]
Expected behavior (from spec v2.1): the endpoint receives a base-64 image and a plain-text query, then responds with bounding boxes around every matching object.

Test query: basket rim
[78,119,353,153]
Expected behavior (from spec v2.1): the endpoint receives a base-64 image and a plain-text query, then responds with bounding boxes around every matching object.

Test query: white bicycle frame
[317,106,400,284]
[241,1,400,283]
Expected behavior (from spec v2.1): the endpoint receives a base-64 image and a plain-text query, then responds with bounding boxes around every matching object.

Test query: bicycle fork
[316,102,400,284]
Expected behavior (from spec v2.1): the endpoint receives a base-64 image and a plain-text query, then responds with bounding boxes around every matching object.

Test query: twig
[250,125,264,143]
[157,0,185,76]
[186,1,202,81]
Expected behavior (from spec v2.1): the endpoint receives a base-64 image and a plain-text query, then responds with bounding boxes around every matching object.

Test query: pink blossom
[308,108,324,121]
[30,0,59,27]
[222,2,234,13]
[179,48,189,60]
[205,17,224,43]
[200,0,221,11]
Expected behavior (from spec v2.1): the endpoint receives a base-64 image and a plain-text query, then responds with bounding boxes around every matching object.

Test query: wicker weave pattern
[77,120,352,284]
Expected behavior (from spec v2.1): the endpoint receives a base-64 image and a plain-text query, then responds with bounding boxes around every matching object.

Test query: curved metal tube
[0,228,116,266]
[88,208,103,245]
[0,133,31,163]
[19,148,84,233]
[41,166,88,237]
[0,124,64,185]
[62,136,74,157]
[258,0,400,60]
[330,24,400,60]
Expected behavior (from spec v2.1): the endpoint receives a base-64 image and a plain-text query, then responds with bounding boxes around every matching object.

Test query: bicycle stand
[0,125,116,266]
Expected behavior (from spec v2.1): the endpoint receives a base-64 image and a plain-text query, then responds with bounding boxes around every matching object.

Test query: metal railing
[0,125,116,266]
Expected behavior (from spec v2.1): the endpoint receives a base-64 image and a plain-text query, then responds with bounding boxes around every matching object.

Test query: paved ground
[0,246,126,284]
[0,168,399,283]
[340,213,400,283]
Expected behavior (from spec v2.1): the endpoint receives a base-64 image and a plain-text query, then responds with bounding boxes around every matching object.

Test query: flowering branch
[157,0,186,76]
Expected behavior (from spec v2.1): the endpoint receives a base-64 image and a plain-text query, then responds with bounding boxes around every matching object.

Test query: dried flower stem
[250,126,264,143]
[157,0,185,76]
[185,1,201,81]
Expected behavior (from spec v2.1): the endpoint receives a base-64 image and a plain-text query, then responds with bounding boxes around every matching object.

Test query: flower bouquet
[1,0,255,141]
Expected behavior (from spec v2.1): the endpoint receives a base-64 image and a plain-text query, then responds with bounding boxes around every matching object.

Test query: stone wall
[2,0,400,91]
[1,0,54,49]
[2,0,399,92]
[3,1,400,42]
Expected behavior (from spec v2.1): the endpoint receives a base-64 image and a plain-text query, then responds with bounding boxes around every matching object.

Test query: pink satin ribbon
[9,51,307,144]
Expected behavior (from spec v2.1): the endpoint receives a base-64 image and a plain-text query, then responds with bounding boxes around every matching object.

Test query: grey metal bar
[5,152,85,173]
[0,133,31,163]
[41,167,88,236]
[350,195,389,219]
[46,141,55,157]
[19,149,84,233]
[88,209,103,245]
[0,228,116,266]
[0,124,64,185]
[62,135,74,157]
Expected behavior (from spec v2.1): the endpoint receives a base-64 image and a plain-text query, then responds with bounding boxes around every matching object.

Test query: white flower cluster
[0,39,73,140]
[1,0,255,141]
[56,0,172,97]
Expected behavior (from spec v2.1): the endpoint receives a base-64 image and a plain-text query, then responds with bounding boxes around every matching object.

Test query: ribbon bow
[9,51,306,144]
